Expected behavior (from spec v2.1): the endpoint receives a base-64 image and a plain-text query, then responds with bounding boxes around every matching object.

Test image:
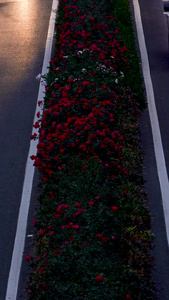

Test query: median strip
[26,0,156,299]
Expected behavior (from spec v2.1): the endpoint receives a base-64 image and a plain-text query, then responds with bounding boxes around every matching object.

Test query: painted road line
[132,0,169,246]
[5,1,59,299]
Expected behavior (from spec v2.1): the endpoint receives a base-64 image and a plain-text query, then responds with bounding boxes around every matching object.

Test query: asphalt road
[0,0,53,298]
[131,0,169,299]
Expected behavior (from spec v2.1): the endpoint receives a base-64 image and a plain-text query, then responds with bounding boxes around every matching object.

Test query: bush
[26,0,156,299]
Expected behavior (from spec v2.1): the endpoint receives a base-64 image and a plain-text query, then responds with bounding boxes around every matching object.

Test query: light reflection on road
[0,0,38,89]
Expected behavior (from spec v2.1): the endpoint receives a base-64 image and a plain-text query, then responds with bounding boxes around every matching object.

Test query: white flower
[77,51,83,55]
[82,68,87,73]
[36,73,41,81]
[41,81,47,87]
[101,65,106,69]
[115,79,118,84]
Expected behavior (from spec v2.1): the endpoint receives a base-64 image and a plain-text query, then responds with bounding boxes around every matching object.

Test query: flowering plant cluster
[27,0,156,299]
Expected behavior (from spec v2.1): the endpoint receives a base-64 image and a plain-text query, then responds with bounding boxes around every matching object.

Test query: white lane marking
[132,0,169,246]
[5,1,59,299]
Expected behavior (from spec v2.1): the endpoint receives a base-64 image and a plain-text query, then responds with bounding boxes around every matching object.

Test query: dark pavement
[0,0,53,298]
[131,0,169,298]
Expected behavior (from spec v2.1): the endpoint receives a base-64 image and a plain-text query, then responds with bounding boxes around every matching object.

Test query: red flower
[54,214,60,219]
[43,177,48,183]
[36,111,40,118]
[47,225,52,230]
[41,282,48,289]
[114,29,119,35]
[33,121,40,129]
[70,233,74,240]
[89,200,94,206]
[38,100,42,106]
[82,164,86,170]
[75,203,82,208]
[96,275,105,282]
[39,229,44,236]
[64,204,69,209]
[125,295,131,299]
[33,218,37,226]
[47,170,53,176]
[72,224,79,230]
[79,144,87,151]
[67,78,75,82]
[82,81,90,86]
[30,155,36,160]
[111,206,118,211]
[25,255,31,262]
[30,133,37,140]
[39,267,44,272]
[57,204,64,212]
[102,237,108,243]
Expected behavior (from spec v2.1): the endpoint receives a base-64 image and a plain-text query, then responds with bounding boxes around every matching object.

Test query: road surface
[132,0,169,298]
[0,0,53,298]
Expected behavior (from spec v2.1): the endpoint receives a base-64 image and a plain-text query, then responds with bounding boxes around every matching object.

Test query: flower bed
[27,0,156,299]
